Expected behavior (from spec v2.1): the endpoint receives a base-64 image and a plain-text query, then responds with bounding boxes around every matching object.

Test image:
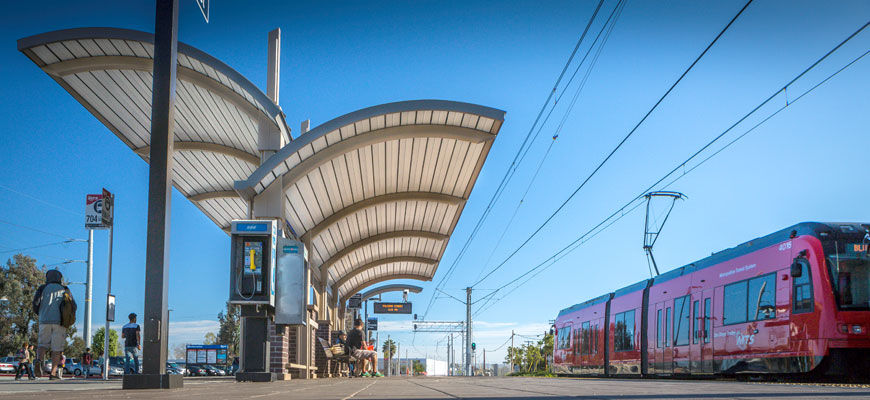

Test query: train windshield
[827,254,870,310]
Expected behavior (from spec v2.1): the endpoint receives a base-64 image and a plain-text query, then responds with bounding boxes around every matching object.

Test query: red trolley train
[553,222,870,378]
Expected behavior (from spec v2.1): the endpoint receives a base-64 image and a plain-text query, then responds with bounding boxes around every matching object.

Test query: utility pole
[483,349,486,376]
[510,330,515,373]
[465,287,472,377]
[447,334,451,376]
[387,334,391,376]
[84,229,94,348]
[102,220,113,381]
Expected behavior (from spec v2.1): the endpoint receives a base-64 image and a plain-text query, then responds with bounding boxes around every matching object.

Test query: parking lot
[3,376,870,399]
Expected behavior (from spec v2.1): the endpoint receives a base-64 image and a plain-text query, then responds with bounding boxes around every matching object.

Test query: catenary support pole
[84,229,93,348]
[466,287,472,377]
[124,0,180,389]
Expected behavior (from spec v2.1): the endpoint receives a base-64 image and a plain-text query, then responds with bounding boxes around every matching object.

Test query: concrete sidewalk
[2,376,870,399]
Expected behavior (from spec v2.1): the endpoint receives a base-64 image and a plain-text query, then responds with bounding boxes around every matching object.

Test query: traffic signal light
[471,342,476,351]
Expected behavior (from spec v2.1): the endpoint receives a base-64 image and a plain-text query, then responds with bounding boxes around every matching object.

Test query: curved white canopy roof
[18,27,289,230]
[20,28,506,305]
[236,100,505,301]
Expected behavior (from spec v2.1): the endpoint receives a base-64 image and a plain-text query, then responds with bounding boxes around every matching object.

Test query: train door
[688,290,713,374]
[689,292,703,374]
[654,301,673,374]
[700,290,714,373]
[672,295,691,374]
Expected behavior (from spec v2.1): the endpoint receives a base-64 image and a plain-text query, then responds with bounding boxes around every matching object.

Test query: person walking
[81,347,93,378]
[14,342,35,380]
[32,269,75,380]
[121,313,141,374]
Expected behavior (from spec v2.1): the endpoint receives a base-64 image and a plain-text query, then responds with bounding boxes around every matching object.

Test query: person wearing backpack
[81,347,93,378]
[32,269,76,380]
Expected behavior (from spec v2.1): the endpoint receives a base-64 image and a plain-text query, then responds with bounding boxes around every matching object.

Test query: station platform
[2,376,870,399]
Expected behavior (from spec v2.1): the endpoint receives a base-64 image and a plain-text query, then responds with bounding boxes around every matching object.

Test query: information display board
[373,302,412,314]
[348,293,362,309]
[367,317,378,331]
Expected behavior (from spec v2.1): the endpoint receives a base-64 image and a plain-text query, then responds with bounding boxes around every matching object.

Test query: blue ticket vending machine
[229,220,277,306]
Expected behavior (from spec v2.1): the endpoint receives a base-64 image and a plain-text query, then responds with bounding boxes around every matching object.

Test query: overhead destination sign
[373,302,412,314]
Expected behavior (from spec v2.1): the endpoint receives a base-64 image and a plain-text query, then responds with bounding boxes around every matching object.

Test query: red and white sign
[85,194,105,229]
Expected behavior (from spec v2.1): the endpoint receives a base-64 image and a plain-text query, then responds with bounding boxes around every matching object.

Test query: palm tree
[382,339,396,360]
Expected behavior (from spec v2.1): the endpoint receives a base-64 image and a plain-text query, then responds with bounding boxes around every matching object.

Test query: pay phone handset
[237,239,265,299]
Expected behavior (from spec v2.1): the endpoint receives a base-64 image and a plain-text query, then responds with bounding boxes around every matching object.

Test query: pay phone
[229,220,277,306]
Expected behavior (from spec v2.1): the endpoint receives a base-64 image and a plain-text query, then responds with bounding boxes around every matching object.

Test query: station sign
[101,188,114,227]
[373,302,412,314]
[367,317,378,331]
[186,344,227,365]
[85,194,105,229]
[348,293,362,309]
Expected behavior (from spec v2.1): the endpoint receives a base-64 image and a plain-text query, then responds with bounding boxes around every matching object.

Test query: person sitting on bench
[346,319,382,377]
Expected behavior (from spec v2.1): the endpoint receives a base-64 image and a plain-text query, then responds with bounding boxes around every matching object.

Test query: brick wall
[315,320,331,377]
[268,320,290,379]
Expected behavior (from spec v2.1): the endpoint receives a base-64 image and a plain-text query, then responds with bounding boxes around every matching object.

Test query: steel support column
[466,287,472,376]
[123,0,181,389]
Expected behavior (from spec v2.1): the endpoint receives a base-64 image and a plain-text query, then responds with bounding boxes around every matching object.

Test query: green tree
[65,336,86,358]
[382,339,396,360]
[216,302,240,358]
[203,332,217,345]
[540,332,554,371]
[92,327,121,357]
[412,360,425,374]
[505,345,523,372]
[0,254,45,356]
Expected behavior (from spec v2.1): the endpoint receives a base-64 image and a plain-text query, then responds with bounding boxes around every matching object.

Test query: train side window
[656,309,662,348]
[724,281,748,324]
[692,300,699,344]
[614,310,636,352]
[593,324,599,355]
[704,298,711,343]
[674,295,690,346]
[665,307,671,348]
[748,273,776,320]
[574,328,581,354]
[793,259,814,314]
[581,321,590,355]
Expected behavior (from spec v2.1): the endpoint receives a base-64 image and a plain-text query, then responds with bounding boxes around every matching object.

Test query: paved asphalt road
[2,376,870,399]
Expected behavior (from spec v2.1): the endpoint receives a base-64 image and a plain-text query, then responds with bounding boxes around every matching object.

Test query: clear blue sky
[1,0,868,363]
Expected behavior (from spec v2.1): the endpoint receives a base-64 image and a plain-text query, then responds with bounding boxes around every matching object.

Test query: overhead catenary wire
[470,0,756,289]
[0,218,83,241]
[472,21,870,316]
[0,240,85,255]
[0,184,79,217]
[471,0,628,284]
[421,0,608,319]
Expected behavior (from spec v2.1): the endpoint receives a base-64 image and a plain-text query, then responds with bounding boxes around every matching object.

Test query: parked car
[63,358,81,375]
[0,357,16,373]
[203,365,226,376]
[166,362,186,376]
[186,364,208,376]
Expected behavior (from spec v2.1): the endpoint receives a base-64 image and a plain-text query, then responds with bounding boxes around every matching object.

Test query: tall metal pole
[465,287,472,377]
[102,225,113,381]
[510,330,514,373]
[84,229,94,348]
[125,0,180,389]
[386,334,391,376]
